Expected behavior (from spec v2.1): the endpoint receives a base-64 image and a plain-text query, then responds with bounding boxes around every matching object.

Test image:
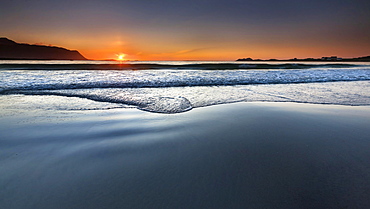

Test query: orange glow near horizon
[60,38,370,61]
[10,33,368,61]
[80,46,369,61]
[76,40,370,61]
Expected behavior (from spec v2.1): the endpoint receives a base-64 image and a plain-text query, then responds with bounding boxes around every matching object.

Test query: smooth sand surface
[1,95,370,209]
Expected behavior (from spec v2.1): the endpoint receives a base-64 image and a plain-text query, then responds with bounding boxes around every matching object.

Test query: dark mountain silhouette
[352,56,370,61]
[0,37,87,60]
[237,55,370,62]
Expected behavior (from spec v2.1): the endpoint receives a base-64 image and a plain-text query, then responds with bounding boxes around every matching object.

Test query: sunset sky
[1,0,369,60]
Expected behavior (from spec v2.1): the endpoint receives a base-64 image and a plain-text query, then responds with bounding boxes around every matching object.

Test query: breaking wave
[1,68,369,93]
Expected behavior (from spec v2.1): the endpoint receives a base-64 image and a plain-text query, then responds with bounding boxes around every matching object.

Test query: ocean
[1,60,370,113]
[1,60,370,208]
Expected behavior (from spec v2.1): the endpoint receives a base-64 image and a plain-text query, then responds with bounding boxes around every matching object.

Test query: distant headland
[0,38,87,60]
[237,56,370,62]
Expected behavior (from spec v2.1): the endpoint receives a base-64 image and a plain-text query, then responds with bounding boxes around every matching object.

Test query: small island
[0,38,87,60]
[237,56,370,62]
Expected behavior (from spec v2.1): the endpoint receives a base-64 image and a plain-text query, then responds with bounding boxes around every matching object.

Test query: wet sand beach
[1,95,370,208]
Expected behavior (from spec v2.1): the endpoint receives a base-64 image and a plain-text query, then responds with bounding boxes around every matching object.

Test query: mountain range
[0,38,87,60]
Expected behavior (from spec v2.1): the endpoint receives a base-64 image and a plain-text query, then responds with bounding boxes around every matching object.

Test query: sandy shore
[1,95,370,208]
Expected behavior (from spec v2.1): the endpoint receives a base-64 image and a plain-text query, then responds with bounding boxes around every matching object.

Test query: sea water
[1,60,369,113]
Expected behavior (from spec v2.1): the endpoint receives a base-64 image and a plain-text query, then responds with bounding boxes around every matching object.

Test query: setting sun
[116,53,126,61]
